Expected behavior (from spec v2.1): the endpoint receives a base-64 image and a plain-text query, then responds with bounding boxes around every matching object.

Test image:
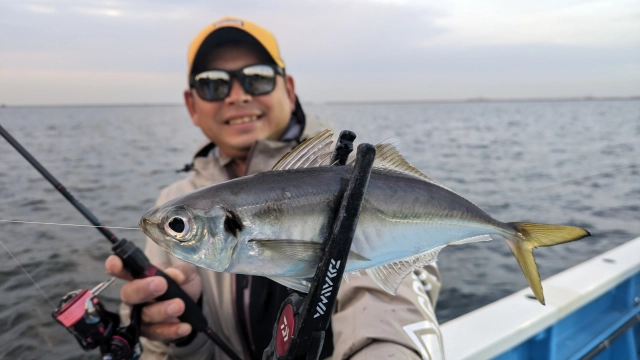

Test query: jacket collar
[189,96,307,163]
[183,106,331,189]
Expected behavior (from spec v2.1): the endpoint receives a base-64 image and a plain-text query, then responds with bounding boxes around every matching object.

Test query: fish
[139,129,590,305]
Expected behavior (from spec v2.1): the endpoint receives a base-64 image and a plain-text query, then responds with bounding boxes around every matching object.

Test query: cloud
[23,4,56,13]
[430,0,640,47]
[73,7,124,17]
[295,64,640,102]
[0,0,638,105]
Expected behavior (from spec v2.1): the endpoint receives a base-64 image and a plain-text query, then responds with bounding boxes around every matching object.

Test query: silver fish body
[144,166,502,272]
[140,130,590,304]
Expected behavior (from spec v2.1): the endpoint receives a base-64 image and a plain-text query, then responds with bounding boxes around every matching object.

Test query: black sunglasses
[189,64,285,102]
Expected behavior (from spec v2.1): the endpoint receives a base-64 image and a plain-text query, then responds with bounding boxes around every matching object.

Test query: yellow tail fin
[505,222,591,305]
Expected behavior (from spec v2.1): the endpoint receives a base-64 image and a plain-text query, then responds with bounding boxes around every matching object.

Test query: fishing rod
[261,131,376,359]
[0,124,240,360]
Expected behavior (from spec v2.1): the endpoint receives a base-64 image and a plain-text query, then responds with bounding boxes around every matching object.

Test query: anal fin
[366,245,445,295]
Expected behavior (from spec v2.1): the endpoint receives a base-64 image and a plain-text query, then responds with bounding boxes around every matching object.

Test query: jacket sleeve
[331,268,444,360]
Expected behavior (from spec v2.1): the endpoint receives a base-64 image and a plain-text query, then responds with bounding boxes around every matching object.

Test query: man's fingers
[164,262,198,284]
[105,255,134,281]
[163,267,186,284]
[120,277,167,305]
[141,298,185,324]
[141,322,192,342]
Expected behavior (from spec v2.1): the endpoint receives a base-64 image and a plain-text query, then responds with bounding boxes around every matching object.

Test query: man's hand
[105,255,202,341]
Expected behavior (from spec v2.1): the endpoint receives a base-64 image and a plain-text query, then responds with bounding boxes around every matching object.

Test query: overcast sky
[1,0,638,105]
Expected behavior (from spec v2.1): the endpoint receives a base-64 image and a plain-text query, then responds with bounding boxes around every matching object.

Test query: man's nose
[224,78,251,105]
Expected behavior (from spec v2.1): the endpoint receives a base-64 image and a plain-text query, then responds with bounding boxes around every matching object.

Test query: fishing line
[0,239,56,308]
[0,219,139,230]
[1,123,240,359]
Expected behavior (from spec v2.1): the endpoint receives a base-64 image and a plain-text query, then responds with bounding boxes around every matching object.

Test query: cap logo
[213,19,244,28]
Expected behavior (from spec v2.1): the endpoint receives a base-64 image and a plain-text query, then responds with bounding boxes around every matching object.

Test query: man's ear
[184,89,200,126]
[285,75,296,113]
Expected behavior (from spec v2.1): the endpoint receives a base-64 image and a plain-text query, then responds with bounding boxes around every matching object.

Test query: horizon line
[1,95,638,109]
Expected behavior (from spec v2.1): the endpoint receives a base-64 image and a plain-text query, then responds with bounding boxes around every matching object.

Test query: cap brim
[191,27,277,76]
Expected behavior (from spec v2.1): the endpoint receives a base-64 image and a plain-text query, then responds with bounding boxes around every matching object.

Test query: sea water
[0,100,638,358]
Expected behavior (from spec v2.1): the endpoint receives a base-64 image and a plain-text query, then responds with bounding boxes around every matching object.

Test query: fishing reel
[52,278,142,360]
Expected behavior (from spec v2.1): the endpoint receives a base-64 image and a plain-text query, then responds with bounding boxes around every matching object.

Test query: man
[106,16,443,359]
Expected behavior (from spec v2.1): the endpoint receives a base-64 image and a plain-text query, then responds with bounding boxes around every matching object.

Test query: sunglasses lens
[193,71,231,101]
[241,65,277,96]
[191,65,280,101]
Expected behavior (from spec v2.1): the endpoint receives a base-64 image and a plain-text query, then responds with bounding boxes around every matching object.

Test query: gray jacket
[136,115,444,359]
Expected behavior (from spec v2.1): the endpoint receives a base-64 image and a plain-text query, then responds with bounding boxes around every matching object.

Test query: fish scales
[147,166,509,276]
[140,130,590,303]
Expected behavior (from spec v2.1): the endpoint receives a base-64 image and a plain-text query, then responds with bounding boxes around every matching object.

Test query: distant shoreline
[0,103,185,109]
[1,96,638,108]
[324,96,640,106]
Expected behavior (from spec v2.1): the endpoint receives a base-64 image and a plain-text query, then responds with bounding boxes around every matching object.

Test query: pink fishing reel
[52,278,141,360]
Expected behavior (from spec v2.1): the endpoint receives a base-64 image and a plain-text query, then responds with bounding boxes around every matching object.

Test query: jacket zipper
[231,274,252,359]
[228,147,257,359]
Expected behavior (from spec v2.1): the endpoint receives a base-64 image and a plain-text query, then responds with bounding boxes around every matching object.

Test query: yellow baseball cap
[187,16,285,77]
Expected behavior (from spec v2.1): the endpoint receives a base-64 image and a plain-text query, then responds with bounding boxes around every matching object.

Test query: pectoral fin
[347,251,370,261]
[248,239,370,268]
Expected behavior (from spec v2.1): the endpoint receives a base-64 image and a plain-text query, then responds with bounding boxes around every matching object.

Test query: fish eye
[164,216,192,242]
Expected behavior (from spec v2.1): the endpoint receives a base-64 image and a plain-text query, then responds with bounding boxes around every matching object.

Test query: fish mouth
[138,206,165,241]
[138,217,156,239]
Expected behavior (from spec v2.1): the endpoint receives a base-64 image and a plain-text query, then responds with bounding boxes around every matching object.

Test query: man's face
[184,46,296,159]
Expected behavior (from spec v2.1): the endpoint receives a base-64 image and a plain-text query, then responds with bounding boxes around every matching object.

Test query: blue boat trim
[495,271,640,360]
[441,236,640,360]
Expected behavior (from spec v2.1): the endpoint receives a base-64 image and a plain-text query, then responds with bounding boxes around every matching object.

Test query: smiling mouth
[226,115,261,125]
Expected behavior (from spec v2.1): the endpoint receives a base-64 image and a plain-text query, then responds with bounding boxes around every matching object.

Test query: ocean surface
[0,100,638,359]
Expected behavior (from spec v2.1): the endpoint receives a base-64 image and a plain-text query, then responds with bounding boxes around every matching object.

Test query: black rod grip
[112,239,208,332]
[284,143,376,359]
[2,123,238,358]
[155,270,208,332]
[114,240,239,358]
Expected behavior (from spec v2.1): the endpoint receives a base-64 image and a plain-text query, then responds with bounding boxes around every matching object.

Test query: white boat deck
[440,235,640,360]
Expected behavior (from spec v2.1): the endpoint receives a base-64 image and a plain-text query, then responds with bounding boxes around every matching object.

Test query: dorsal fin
[373,139,437,182]
[349,139,439,184]
[272,129,334,170]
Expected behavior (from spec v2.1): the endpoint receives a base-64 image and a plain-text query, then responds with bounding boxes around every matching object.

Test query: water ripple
[0,101,638,357]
